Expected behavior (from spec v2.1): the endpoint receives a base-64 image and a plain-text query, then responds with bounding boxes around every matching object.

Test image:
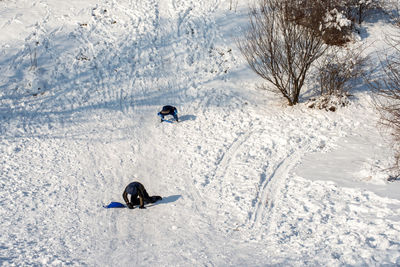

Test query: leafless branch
[237,0,326,105]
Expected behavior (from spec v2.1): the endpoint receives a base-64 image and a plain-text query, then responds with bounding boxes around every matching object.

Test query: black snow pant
[130,183,150,205]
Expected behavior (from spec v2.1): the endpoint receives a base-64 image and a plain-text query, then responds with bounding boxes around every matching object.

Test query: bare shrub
[238,0,326,106]
[308,45,367,111]
[318,46,367,96]
[369,35,400,172]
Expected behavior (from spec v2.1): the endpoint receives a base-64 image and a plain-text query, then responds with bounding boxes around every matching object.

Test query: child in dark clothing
[157,105,179,122]
[122,182,161,209]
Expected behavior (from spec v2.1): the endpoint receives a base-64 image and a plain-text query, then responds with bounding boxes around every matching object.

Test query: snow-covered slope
[1,0,400,266]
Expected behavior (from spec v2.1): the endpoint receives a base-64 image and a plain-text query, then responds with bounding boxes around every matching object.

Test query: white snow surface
[1,0,400,266]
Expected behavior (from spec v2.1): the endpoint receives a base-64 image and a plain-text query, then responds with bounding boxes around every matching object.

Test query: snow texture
[1,0,400,266]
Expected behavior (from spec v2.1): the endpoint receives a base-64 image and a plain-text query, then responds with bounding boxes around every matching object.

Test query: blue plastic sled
[104,202,126,208]
[161,118,175,123]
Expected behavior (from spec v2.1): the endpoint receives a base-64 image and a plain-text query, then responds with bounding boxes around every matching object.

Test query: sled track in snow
[198,109,317,236]
[248,145,310,235]
[207,130,253,186]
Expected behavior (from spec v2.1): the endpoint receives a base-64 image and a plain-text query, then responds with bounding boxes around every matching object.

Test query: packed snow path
[1,0,400,266]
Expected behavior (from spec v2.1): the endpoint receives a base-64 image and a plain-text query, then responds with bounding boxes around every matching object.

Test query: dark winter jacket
[159,105,177,115]
[158,105,179,121]
[125,182,140,195]
[122,182,150,208]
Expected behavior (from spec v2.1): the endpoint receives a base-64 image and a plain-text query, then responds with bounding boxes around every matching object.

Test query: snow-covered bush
[306,94,350,111]
[285,0,381,45]
[319,8,353,45]
[283,0,355,45]
[321,8,352,31]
